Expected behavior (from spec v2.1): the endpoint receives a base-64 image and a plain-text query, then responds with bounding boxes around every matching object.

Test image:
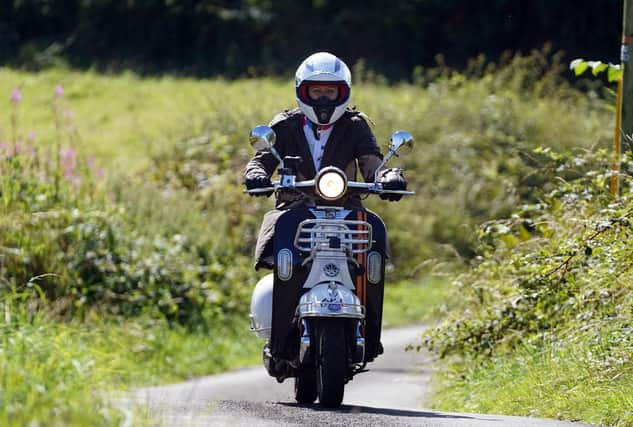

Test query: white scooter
[247,125,414,407]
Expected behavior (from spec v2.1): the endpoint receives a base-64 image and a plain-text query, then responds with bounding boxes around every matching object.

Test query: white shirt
[303,121,334,171]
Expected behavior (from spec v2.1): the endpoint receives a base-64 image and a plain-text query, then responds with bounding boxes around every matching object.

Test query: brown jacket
[244,108,383,209]
[244,108,384,269]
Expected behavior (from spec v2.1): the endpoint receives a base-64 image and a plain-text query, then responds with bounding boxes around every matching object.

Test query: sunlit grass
[0,67,292,172]
[382,276,456,328]
[0,296,260,427]
[431,322,633,426]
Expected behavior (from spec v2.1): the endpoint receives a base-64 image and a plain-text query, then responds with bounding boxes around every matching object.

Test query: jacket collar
[293,111,351,179]
[320,115,349,169]
[294,115,317,178]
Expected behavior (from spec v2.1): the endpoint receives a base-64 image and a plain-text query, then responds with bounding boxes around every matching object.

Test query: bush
[0,85,258,328]
[423,146,633,425]
[424,147,633,358]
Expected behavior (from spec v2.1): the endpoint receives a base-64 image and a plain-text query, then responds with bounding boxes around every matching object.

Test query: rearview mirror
[249,125,284,168]
[389,130,414,153]
[374,130,414,182]
[249,125,276,152]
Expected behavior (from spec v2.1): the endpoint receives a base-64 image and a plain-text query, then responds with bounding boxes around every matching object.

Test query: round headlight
[316,167,347,201]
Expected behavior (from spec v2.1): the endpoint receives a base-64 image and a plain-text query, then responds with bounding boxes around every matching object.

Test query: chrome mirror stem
[373,149,396,182]
[270,146,285,169]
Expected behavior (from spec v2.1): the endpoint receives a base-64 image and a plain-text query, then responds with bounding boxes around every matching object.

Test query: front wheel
[316,319,347,407]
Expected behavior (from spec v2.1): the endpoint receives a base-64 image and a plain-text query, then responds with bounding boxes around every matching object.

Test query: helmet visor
[297,81,350,107]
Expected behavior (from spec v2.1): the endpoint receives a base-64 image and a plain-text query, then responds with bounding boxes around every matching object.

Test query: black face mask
[312,96,336,124]
[314,106,335,124]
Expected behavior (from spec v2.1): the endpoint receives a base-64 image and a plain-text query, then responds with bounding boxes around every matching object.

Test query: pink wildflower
[26,143,37,160]
[28,131,37,142]
[55,85,64,98]
[10,88,22,104]
[60,147,77,181]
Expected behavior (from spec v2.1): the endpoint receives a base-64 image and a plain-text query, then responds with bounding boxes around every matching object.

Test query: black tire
[294,372,318,404]
[316,319,347,408]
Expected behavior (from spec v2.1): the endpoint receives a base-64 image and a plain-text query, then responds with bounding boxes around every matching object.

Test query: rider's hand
[245,175,274,197]
[377,168,407,201]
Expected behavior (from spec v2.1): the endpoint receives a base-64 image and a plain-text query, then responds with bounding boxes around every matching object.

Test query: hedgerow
[425,145,633,355]
[423,145,633,424]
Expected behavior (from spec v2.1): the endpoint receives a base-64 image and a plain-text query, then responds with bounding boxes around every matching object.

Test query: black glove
[245,175,273,197]
[377,168,407,201]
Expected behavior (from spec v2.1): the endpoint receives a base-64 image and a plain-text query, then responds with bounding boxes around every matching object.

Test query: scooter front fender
[296,283,365,319]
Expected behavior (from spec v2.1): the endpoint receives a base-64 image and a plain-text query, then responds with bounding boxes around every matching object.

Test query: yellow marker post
[611,69,623,196]
[617,0,633,195]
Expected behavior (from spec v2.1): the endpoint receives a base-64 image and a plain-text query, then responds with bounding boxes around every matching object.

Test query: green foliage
[0,293,260,426]
[432,326,633,426]
[0,148,257,328]
[0,82,266,424]
[1,1,623,79]
[570,58,622,82]
[0,82,261,328]
[423,146,633,424]
[382,277,456,328]
[425,147,633,357]
[370,49,610,271]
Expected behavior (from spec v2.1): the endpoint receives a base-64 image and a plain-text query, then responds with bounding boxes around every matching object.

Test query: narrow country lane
[128,325,590,427]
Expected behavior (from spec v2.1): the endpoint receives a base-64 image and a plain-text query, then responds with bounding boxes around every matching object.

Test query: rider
[244,52,407,269]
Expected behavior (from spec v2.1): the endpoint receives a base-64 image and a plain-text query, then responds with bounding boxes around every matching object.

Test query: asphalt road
[129,325,590,427]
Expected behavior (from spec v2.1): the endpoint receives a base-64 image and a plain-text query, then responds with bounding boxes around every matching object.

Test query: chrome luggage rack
[293,219,373,254]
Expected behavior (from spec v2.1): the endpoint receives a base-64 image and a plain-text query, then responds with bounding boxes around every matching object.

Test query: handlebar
[244,179,415,196]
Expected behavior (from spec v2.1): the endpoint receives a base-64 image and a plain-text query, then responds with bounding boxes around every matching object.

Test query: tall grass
[1,291,260,426]
[433,322,633,426]
[0,79,262,425]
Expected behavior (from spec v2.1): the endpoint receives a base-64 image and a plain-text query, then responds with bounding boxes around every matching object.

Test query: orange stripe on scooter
[361,211,367,337]
[356,211,363,306]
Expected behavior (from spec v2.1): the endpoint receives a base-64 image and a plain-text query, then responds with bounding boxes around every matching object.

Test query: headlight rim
[315,166,348,201]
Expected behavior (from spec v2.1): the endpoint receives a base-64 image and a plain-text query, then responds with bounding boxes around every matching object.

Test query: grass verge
[1,298,260,427]
[431,324,633,426]
[382,275,456,328]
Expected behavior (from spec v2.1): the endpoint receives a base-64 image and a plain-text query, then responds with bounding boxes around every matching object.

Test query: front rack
[293,219,373,254]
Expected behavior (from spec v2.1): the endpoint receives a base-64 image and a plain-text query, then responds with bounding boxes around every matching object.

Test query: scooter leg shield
[250,274,274,339]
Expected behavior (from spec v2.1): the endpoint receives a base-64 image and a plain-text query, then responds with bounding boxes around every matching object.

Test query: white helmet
[295,52,352,125]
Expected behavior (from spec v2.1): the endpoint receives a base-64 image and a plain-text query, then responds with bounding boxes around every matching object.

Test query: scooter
[247,125,414,407]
